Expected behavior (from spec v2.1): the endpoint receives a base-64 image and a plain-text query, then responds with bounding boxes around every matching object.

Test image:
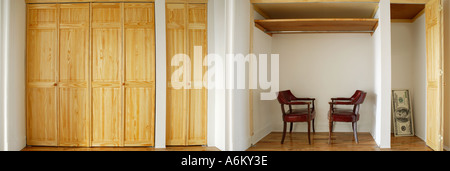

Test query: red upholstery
[284,109,316,122]
[330,109,360,122]
[277,90,316,144]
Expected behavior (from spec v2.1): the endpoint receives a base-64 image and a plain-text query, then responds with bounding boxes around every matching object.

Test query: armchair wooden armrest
[288,101,311,105]
[296,98,316,101]
[329,101,353,105]
[331,97,352,101]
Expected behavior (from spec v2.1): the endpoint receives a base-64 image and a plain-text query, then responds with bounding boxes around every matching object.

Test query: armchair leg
[307,120,311,145]
[290,122,294,133]
[353,122,359,144]
[312,119,316,133]
[282,122,287,144]
[328,120,333,144]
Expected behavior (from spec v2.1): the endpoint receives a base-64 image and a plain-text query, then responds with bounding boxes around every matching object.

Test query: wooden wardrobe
[166,0,208,146]
[26,1,156,147]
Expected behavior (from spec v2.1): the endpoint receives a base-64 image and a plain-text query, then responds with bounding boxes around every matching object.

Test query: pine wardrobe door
[26,4,58,146]
[58,3,90,147]
[123,3,156,147]
[187,4,207,146]
[91,3,123,147]
[166,3,188,146]
[426,0,445,151]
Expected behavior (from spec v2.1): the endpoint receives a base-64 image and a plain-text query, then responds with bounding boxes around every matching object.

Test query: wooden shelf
[255,18,379,34]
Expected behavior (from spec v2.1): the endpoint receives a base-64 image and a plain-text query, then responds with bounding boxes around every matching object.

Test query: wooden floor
[21,146,220,151]
[247,132,433,151]
[22,132,431,151]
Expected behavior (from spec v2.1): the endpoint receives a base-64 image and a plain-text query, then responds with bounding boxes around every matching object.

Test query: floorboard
[21,132,432,151]
[247,132,432,151]
[21,146,220,151]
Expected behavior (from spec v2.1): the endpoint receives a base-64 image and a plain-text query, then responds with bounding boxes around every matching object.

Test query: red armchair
[277,90,316,144]
[328,90,367,144]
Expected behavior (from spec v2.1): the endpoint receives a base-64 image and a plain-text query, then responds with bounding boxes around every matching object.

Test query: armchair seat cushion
[330,109,359,122]
[284,109,316,122]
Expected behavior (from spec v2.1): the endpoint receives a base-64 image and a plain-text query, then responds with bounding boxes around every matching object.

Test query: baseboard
[251,125,272,145]
[444,145,450,151]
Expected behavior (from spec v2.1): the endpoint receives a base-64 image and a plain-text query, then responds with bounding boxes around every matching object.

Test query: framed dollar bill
[392,90,415,137]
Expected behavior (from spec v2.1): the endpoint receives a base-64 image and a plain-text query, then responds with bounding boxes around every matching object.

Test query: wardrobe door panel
[92,29,121,82]
[166,3,188,146]
[27,87,57,146]
[26,4,58,146]
[123,3,155,147]
[27,29,57,83]
[124,88,155,146]
[92,88,121,146]
[59,87,89,146]
[58,3,90,147]
[187,4,207,145]
[91,3,122,147]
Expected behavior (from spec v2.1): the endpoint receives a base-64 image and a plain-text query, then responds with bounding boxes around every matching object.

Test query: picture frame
[392,90,415,137]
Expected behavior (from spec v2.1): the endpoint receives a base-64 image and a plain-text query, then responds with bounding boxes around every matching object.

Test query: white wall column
[154,0,167,149]
[224,0,252,151]
[0,0,26,151]
[0,0,5,152]
[372,0,392,148]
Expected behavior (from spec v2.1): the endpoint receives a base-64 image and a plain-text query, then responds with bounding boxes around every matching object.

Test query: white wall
[371,0,391,148]
[154,0,167,149]
[0,0,5,151]
[411,15,427,142]
[391,15,427,142]
[0,0,26,151]
[251,11,273,144]
[210,0,227,151]
[271,34,375,133]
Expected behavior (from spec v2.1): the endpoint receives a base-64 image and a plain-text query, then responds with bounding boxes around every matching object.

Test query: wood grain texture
[123,3,155,147]
[92,88,121,146]
[255,18,379,32]
[426,0,444,151]
[391,4,425,20]
[26,0,155,4]
[91,3,122,147]
[27,2,156,148]
[247,132,432,151]
[187,4,207,146]
[166,3,188,146]
[21,146,219,151]
[58,3,90,147]
[27,4,58,146]
[166,2,207,146]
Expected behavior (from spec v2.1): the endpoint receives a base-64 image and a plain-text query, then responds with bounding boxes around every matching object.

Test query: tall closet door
[187,4,207,145]
[166,2,207,146]
[91,3,123,147]
[166,4,188,146]
[123,3,156,147]
[426,0,444,151]
[58,3,90,147]
[26,4,58,146]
